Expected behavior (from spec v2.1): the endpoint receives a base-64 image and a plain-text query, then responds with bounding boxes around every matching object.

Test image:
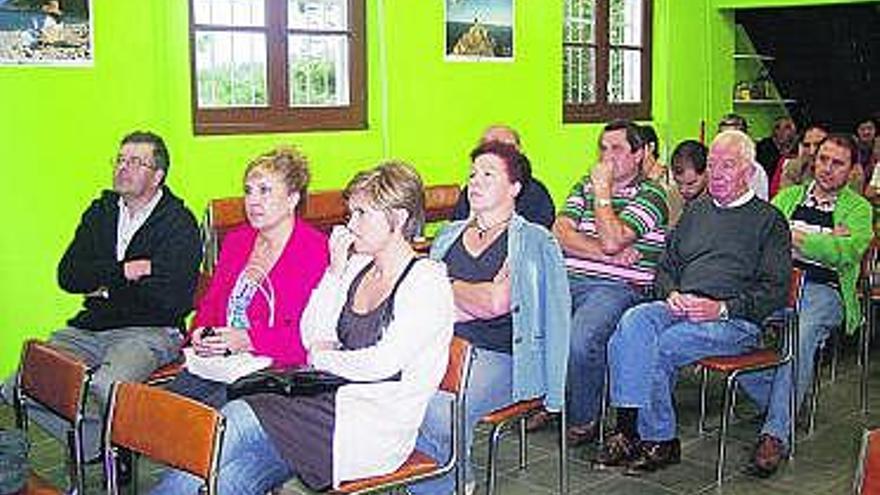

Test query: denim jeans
[149,400,293,495]
[608,301,761,441]
[567,274,642,426]
[408,347,512,495]
[738,281,843,448]
[1,326,182,460]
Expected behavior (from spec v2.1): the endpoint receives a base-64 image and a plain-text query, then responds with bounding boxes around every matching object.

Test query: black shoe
[744,434,785,478]
[624,438,681,475]
[566,421,599,447]
[593,431,640,467]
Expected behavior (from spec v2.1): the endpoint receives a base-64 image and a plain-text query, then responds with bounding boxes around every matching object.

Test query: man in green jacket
[741,133,873,476]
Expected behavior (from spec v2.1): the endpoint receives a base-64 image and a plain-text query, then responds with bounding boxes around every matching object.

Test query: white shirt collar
[713,188,755,209]
[116,188,163,261]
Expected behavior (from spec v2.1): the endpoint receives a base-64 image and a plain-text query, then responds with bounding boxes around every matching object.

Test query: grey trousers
[1,326,182,460]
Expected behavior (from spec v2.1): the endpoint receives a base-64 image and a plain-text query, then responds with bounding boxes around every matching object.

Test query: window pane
[609,0,642,46]
[564,0,594,43]
[608,48,641,103]
[193,0,265,26]
[289,35,350,106]
[563,45,596,104]
[289,0,348,31]
[195,31,268,107]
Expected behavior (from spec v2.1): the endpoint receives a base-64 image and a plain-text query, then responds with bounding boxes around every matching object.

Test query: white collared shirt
[116,189,163,261]
[713,188,755,209]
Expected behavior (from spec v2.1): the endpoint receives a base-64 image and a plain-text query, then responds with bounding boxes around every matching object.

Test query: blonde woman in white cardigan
[151,162,454,495]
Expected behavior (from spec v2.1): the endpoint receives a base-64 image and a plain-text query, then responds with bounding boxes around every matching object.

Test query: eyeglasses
[112,155,155,171]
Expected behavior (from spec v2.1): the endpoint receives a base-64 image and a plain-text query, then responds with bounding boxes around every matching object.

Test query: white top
[750,160,769,200]
[301,255,454,487]
[116,189,162,261]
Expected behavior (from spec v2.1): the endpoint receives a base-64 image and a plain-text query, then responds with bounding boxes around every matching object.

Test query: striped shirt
[560,176,668,286]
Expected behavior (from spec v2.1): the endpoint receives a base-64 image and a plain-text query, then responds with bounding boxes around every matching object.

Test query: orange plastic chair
[14,339,91,495]
[332,337,473,494]
[696,268,804,486]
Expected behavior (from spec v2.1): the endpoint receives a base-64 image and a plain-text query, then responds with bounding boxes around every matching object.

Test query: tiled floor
[4,344,879,494]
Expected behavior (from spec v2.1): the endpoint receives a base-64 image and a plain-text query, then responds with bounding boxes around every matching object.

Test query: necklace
[470,216,511,239]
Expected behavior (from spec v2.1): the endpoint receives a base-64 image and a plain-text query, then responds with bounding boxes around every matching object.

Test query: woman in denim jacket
[409,142,571,495]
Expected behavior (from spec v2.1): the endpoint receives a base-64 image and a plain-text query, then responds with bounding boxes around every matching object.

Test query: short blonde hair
[244,146,310,198]
[343,161,425,240]
[712,130,756,166]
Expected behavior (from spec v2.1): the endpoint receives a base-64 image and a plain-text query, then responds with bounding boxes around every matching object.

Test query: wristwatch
[595,197,612,209]
[718,302,729,321]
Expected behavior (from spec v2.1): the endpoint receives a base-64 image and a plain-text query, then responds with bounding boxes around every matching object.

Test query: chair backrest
[855,428,880,494]
[104,382,225,490]
[439,336,472,395]
[202,184,461,272]
[16,340,89,423]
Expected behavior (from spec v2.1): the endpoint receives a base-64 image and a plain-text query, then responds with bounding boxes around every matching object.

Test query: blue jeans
[1,326,182,460]
[567,274,642,426]
[409,348,512,495]
[738,281,843,448]
[608,301,761,441]
[149,400,293,495]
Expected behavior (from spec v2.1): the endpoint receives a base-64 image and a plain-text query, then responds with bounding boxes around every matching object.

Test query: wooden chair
[103,382,226,495]
[696,268,805,486]
[854,428,880,494]
[13,339,91,495]
[332,337,472,495]
[479,398,568,495]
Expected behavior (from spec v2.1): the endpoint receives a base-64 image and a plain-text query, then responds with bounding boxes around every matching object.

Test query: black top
[791,204,839,287]
[655,195,792,324]
[453,178,555,229]
[444,229,513,353]
[756,137,782,180]
[58,187,202,330]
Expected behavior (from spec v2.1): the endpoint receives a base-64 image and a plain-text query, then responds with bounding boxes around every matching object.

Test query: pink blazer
[193,221,329,366]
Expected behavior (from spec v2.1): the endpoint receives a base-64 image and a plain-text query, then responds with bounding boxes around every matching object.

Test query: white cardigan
[301,255,454,488]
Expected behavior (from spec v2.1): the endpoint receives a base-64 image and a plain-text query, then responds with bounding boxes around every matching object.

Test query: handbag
[227,367,352,400]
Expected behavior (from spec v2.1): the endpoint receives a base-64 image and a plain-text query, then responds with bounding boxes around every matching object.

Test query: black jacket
[58,187,202,331]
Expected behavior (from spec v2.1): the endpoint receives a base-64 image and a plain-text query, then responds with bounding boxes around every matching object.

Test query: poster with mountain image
[0,0,92,66]
[445,0,513,62]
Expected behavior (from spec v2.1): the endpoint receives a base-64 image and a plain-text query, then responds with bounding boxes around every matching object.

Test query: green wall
[0,0,730,375]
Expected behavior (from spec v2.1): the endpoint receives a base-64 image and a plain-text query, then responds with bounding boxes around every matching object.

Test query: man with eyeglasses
[2,131,201,467]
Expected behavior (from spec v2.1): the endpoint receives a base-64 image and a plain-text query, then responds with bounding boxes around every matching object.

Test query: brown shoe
[594,431,640,467]
[625,438,681,475]
[747,434,786,478]
[566,421,598,447]
[525,409,556,432]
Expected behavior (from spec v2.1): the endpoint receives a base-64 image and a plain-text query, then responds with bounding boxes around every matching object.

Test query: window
[563,0,652,123]
[190,0,366,135]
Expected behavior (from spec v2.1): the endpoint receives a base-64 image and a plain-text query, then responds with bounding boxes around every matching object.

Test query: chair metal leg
[597,371,609,445]
[829,329,839,383]
[861,301,872,414]
[698,366,709,436]
[485,424,503,495]
[807,362,820,438]
[716,373,736,486]
[559,407,568,495]
[517,417,527,470]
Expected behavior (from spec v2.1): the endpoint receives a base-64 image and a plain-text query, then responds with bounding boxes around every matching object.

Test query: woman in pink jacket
[167,146,329,408]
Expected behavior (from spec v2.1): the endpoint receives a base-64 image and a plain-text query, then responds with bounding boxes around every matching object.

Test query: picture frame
[445,0,514,62]
[0,0,93,66]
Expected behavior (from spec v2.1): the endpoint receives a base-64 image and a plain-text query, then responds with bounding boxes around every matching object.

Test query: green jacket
[772,183,873,334]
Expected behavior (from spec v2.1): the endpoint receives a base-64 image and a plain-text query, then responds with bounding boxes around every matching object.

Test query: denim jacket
[430,214,571,411]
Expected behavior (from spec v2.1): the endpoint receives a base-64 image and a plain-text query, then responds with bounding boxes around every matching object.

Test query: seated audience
[856,117,880,178]
[739,133,872,476]
[527,120,667,445]
[756,116,797,181]
[165,147,329,409]
[452,124,555,228]
[150,162,454,494]
[598,130,791,473]
[668,140,708,225]
[774,123,830,196]
[1,131,201,462]
[640,125,682,225]
[408,142,570,495]
[718,113,770,200]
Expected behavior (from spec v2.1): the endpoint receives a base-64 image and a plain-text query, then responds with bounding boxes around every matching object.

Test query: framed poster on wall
[0,0,93,66]
[445,0,513,62]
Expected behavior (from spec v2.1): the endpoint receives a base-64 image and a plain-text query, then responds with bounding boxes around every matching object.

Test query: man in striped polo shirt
[536,120,668,445]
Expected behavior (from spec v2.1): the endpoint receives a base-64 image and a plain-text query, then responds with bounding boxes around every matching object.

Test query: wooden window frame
[563,0,652,123]
[189,0,366,135]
